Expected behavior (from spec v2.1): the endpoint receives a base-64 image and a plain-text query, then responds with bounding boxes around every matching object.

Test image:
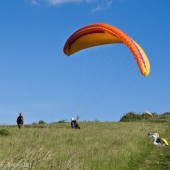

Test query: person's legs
[18,124,23,129]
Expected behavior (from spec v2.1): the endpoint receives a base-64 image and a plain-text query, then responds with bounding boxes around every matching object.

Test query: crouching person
[71,117,80,129]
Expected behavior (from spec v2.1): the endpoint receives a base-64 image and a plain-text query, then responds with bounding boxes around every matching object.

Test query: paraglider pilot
[71,116,80,129]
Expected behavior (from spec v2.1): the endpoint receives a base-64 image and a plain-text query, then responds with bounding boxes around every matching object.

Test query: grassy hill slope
[0,122,170,169]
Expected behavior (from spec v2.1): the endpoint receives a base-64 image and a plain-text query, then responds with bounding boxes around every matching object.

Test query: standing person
[17,112,24,129]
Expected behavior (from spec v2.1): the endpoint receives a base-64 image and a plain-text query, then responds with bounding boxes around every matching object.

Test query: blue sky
[0,0,170,124]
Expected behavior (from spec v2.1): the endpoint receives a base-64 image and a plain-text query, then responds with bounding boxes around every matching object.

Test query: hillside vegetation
[0,120,170,170]
[120,112,170,123]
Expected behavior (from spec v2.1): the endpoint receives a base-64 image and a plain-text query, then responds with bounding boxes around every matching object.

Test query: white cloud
[29,0,114,11]
[48,0,81,5]
[31,0,38,5]
[92,0,112,12]
[38,0,94,5]
[29,0,104,6]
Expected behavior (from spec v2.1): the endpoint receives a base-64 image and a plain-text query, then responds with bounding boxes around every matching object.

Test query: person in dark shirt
[17,112,24,129]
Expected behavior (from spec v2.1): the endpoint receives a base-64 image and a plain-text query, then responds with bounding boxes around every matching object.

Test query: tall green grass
[0,122,169,169]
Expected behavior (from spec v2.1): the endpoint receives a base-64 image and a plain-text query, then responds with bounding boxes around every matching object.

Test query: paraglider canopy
[64,23,150,76]
[145,111,152,116]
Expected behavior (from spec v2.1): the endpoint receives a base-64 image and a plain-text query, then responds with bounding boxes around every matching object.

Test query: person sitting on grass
[16,112,24,129]
[148,132,168,146]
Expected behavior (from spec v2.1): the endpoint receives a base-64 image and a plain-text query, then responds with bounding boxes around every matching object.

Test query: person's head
[71,118,74,121]
[152,133,159,139]
[19,112,23,116]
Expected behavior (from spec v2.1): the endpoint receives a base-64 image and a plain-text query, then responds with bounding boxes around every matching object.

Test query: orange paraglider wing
[64,23,150,76]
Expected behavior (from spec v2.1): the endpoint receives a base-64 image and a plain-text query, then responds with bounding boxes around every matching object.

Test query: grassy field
[0,122,170,170]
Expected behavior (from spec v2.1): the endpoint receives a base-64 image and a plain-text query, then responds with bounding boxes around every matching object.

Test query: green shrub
[120,112,141,122]
[58,120,66,123]
[38,120,46,124]
[0,129,11,136]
